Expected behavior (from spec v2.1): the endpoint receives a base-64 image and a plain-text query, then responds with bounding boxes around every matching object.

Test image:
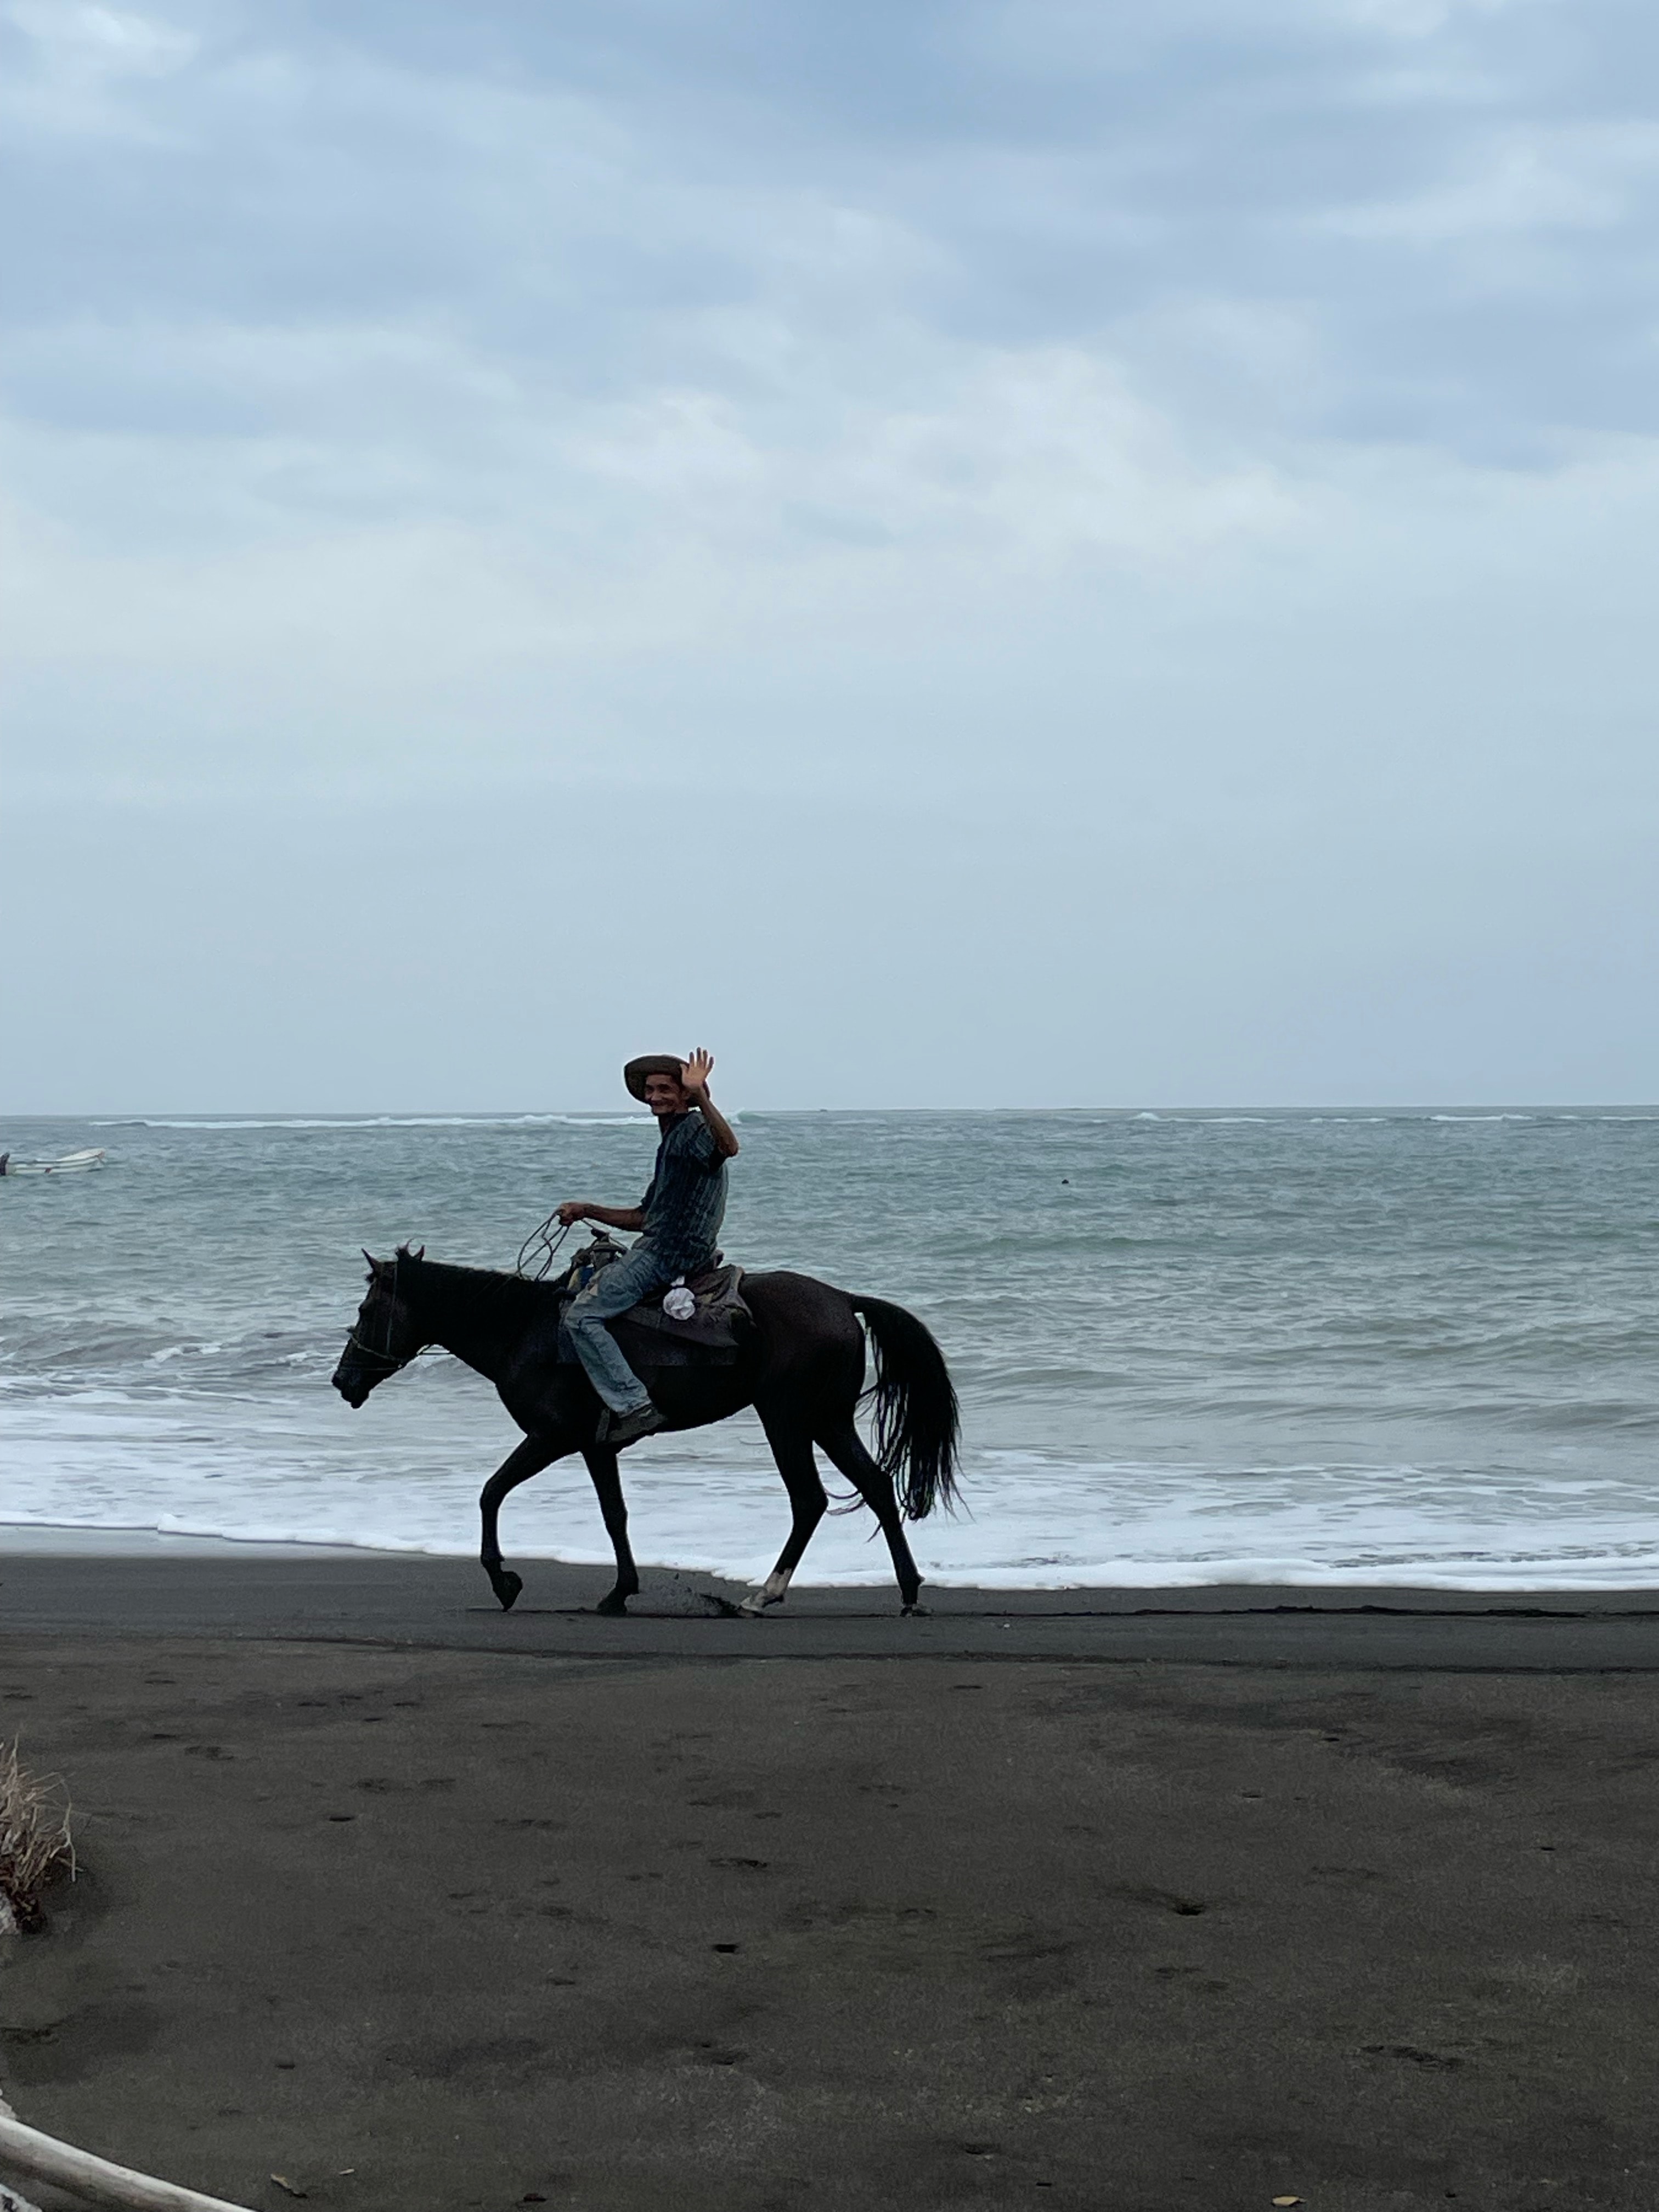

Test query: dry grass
[0,1742,75,1932]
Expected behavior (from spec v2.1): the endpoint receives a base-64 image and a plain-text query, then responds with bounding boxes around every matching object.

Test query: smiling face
[641,1069,689,1118]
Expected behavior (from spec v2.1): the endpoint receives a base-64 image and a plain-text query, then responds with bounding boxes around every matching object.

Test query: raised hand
[681,1047,714,1098]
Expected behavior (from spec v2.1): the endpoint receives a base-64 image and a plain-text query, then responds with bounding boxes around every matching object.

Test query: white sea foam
[4,1395,1658,1589]
[4,1503,1657,1590]
[94,1114,649,1131]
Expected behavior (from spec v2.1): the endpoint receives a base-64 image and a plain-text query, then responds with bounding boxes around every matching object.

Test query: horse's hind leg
[480,1434,562,1611]
[582,1445,641,1616]
[814,1418,926,1614]
[743,1407,828,1616]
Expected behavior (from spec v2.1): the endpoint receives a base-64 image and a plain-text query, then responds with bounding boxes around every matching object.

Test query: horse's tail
[848,1295,961,1521]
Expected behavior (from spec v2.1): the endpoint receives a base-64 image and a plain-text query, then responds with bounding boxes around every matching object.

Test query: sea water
[3,1109,1657,1589]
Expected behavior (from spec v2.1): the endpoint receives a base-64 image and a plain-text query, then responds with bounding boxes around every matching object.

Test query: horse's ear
[411,1243,425,1261]
[363,1248,377,1273]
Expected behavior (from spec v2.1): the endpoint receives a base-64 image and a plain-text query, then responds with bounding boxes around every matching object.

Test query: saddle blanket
[553,1238,752,1368]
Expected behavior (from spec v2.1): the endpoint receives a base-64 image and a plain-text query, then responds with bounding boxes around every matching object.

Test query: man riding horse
[554,1047,741,1447]
[334,1049,957,1616]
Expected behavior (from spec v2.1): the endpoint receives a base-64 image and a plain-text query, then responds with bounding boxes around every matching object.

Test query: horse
[331,1247,960,1617]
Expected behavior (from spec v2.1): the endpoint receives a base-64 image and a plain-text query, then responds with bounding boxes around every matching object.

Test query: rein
[516,1212,574,1281]
[351,1232,572,1383]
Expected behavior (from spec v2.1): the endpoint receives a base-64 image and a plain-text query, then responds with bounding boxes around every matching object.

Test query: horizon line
[8,1102,1659,1121]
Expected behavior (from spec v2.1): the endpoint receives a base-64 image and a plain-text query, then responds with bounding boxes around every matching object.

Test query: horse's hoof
[490,1570,523,1613]
[595,1592,631,1617]
[901,1601,929,1618]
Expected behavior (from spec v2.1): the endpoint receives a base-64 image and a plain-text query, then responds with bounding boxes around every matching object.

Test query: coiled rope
[515,1212,574,1281]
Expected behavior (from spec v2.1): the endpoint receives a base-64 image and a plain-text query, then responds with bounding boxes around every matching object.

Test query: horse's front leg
[740,1407,827,1616]
[581,1446,641,1615]
[479,1434,563,1611]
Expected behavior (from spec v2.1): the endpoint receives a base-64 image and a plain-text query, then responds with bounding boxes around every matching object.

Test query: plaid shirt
[637,1111,727,1273]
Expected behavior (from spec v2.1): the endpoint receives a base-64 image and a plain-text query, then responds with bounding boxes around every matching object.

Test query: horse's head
[332,1246,425,1407]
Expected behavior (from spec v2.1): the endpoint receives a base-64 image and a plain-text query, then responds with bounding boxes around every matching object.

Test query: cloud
[1,0,1656,1103]
[1318,119,1659,241]
[6,0,198,77]
[3,0,198,143]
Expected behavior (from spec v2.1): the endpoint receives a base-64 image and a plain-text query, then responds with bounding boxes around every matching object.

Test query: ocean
[3,1108,1657,1590]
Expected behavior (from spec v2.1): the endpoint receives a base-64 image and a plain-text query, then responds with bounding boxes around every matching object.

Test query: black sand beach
[4,1555,1659,2211]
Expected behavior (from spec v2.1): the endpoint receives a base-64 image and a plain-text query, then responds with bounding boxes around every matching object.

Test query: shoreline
[7,1522,1659,1595]
[6,1549,1659,1668]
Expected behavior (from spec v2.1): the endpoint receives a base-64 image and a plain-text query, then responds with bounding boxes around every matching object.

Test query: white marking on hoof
[740,1570,793,1616]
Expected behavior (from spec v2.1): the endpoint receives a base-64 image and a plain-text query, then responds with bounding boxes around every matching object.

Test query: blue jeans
[561,1244,675,1415]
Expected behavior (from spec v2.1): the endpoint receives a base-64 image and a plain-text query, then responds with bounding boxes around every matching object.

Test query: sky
[3,0,1656,1111]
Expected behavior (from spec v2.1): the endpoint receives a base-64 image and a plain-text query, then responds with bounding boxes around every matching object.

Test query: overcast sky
[3,0,1656,1111]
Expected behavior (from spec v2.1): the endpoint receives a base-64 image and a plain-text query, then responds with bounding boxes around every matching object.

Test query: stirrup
[598,1402,665,1448]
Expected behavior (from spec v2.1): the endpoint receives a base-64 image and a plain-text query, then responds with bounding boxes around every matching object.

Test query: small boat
[0,1147,107,1177]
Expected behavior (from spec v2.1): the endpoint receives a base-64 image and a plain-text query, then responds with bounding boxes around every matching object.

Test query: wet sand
[5,1548,1659,1666]
[3,1557,1659,2211]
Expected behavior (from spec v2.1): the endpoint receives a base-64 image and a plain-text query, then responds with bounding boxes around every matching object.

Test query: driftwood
[0,2108,255,2212]
[0,2096,42,2212]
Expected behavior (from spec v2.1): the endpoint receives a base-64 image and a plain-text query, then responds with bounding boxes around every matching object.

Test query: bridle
[348,1217,578,1382]
[343,1327,415,1376]
[345,1253,424,1376]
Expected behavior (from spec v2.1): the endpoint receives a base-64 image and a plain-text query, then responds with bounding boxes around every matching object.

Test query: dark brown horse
[331,1248,960,1616]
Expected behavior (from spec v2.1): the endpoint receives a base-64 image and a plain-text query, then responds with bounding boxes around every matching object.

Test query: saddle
[553,1234,753,1368]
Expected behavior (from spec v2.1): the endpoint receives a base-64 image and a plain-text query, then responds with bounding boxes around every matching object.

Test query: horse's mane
[393,1246,565,1314]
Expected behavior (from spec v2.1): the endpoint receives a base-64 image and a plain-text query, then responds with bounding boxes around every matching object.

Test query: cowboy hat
[623,1054,687,1102]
